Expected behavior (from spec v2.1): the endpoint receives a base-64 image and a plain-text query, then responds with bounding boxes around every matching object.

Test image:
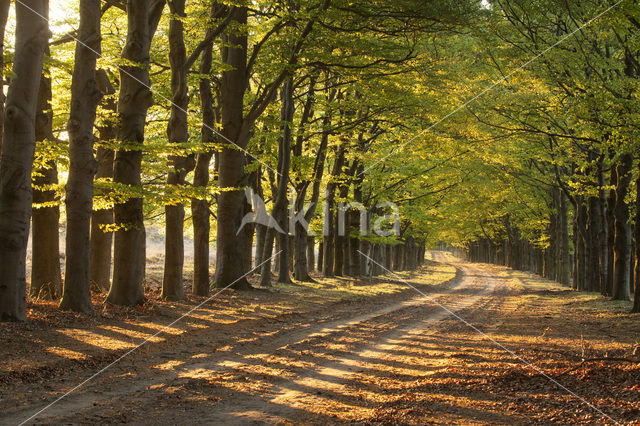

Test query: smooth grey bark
[162,0,192,301]
[596,157,609,294]
[606,164,617,296]
[307,237,315,272]
[255,223,266,269]
[31,33,62,299]
[60,0,103,312]
[632,159,640,313]
[384,244,392,271]
[259,78,294,287]
[214,6,252,290]
[275,80,294,285]
[0,0,48,321]
[31,163,61,298]
[334,180,349,276]
[587,193,601,292]
[574,198,588,291]
[89,71,116,292]
[292,79,325,282]
[612,153,633,301]
[349,162,364,277]
[242,193,255,273]
[323,146,344,277]
[191,2,222,297]
[191,148,212,296]
[559,189,571,286]
[108,0,165,305]
[0,0,10,153]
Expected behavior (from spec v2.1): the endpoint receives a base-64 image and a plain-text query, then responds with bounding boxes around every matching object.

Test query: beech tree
[60,0,103,312]
[0,0,10,152]
[0,0,635,320]
[190,4,218,297]
[0,0,48,321]
[31,15,62,299]
[107,0,165,305]
[161,0,191,301]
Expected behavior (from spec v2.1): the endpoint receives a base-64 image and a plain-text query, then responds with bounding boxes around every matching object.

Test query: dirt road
[2,252,638,425]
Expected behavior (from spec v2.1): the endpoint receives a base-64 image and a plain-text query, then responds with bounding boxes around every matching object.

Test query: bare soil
[1,252,639,425]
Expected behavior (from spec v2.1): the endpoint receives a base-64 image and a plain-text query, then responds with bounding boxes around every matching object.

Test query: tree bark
[574,199,588,291]
[276,79,294,285]
[242,192,255,273]
[60,0,103,312]
[31,32,62,299]
[0,0,11,154]
[214,6,251,290]
[191,48,215,297]
[606,165,617,296]
[612,153,633,301]
[596,157,609,294]
[259,78,294,287]
[587,193,601,292]
[322,144,344,278]
[632,159,640,312]
[89,72,117,292]
[255,223,266,270]
[162,0,192,301]
[307,237,315,272]
[0,0,48,321]
[108,0,164,305]
[559,189,571,286]
[89,146,114,291]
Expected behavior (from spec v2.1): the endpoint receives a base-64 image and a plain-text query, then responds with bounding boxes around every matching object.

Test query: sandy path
[5,253,522,425]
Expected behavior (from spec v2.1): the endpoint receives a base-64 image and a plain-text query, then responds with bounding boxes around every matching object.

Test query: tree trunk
[162,0,191,301]
[0,0,48,321]
[214,6,251,290]
[259,227,277,287]
[108,0,162,305]
[348,211,360,277]
[191,151,212,296]
[575,199,588,291]
[0,0,11,154]
[596,157,609,294]
[242,194,255,273]
[559,190,571,286]
[587,194,601,292]
[276,80,294,285]
[31,35,62,299]
[259,78,294,286]
[31,164,61,299]
[334,181,349,276]
[89,73,117,292]
[384,244,392,271]
[307,237,315,272]
[255,223,266,270]
[89,146,114,292]
[60,0,103,312]
[632,160,640,313]
[606,165,617,296]
[190,10,217,297]
[612,153,633,301]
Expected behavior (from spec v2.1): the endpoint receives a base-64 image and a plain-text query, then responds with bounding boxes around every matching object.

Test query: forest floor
[1,252,639,425]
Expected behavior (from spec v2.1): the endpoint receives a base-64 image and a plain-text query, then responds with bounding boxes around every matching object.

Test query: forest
[0,0,639,424]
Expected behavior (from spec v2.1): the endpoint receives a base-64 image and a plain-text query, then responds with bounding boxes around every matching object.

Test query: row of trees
[0,0,479,321]
[453,1,640,312]
[0,0,637,321]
